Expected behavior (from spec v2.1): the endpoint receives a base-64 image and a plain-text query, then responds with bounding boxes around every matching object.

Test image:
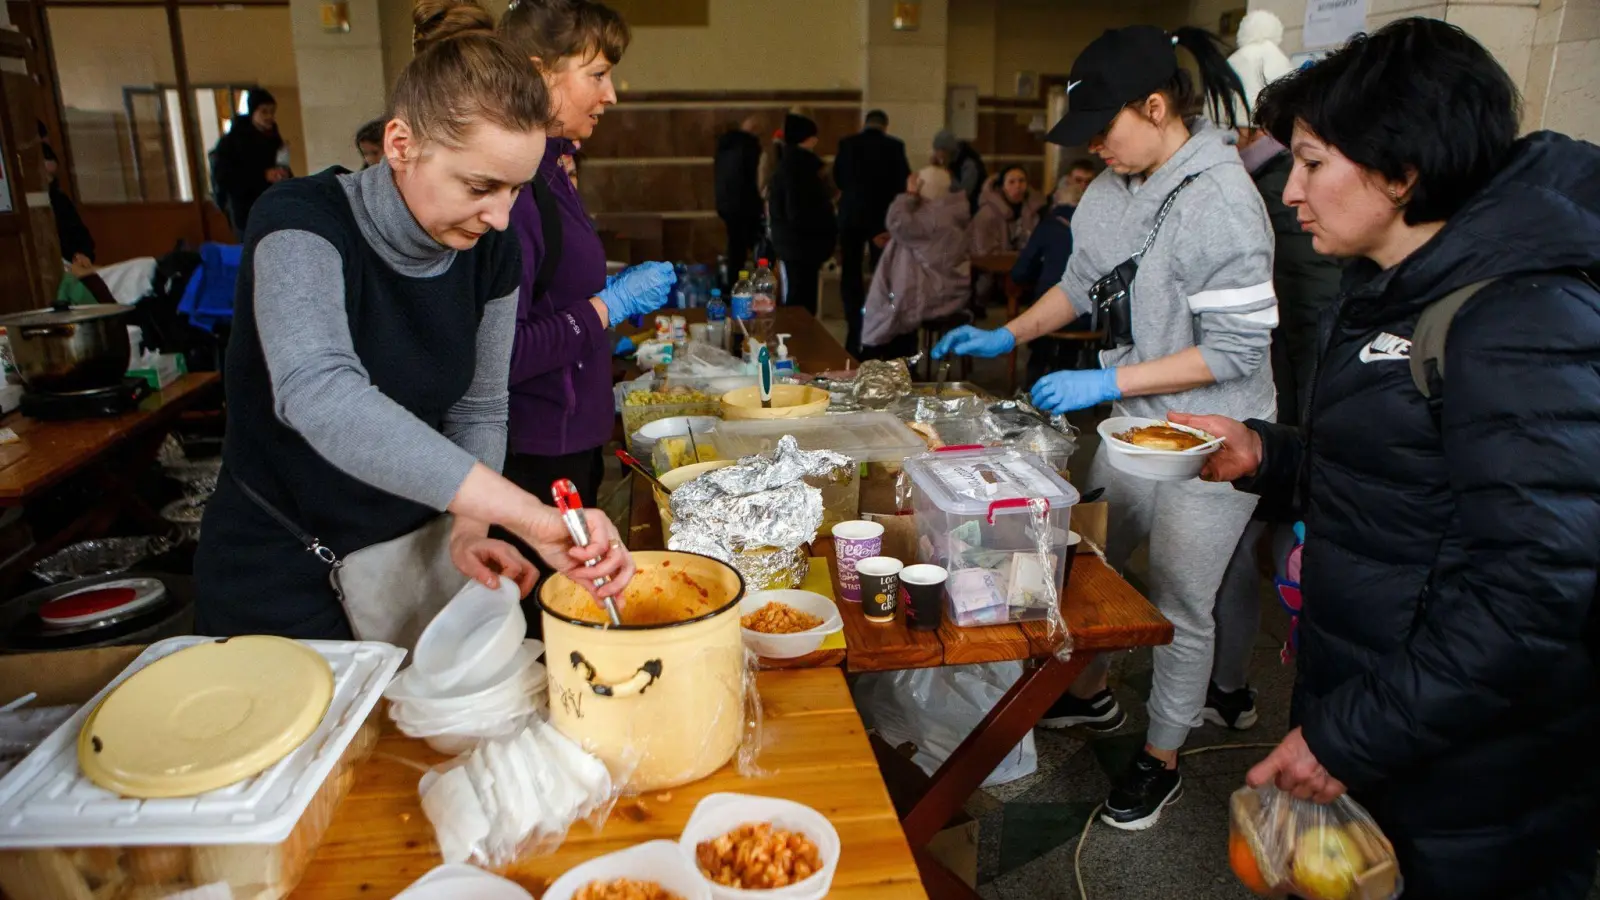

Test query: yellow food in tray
[655,435,719,473]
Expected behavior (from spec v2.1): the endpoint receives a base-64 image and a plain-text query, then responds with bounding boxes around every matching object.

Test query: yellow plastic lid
[78,635,334,798]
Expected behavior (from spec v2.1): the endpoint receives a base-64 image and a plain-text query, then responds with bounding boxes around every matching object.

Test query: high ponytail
[1165,26,1250,129]
[391,0,551,148]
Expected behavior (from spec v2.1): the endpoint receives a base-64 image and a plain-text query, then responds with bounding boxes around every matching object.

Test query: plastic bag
[1024,498,1074,661]
[1228,784,1402,900]
[737,648,769,778]
[419,720,625,867]
[852,662,1037,787]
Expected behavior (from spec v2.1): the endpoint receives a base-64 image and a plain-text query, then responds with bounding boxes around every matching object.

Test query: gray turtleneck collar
[338,160,455,278]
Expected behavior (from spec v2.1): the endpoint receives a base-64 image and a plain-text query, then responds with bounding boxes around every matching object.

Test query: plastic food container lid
[713,412,925,464]
[903,446,1080,517]
[77,635,335,798]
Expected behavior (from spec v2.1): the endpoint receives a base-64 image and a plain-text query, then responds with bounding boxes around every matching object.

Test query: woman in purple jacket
[497,0,672,507]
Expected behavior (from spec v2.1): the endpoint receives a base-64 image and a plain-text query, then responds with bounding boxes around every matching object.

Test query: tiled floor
[618,274,1600,899]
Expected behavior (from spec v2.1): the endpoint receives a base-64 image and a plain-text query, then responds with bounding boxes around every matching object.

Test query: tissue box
[128,353,187,390]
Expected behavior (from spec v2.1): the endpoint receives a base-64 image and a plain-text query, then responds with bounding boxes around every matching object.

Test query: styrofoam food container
[395,863,533,899]
[738,590,843,659]
[0,636,403,848]
[1097,416,1220,482]
[543,840,711,900]
[411,579,524,692]
[679,793,840,900]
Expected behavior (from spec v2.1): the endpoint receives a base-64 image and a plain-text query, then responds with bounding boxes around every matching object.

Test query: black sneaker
[1038,688,1126,732]
[1100,750,1183,831]
[1201,682,1259,730]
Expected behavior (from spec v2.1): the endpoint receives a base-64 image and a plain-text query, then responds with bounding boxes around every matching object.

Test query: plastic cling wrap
[1228,785,1401,900]
[1027,498,1073,661]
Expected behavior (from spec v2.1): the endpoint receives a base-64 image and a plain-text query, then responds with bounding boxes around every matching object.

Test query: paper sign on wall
[1303,0,1367,49]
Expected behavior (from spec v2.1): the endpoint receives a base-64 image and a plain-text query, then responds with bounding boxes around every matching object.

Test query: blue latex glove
[930,325,1016,359]
[1030,367,1122,413]
[614,335,635,357]
[598,261,675,327]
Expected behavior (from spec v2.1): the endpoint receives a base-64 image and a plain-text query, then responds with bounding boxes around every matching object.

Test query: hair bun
[412,0,495,54]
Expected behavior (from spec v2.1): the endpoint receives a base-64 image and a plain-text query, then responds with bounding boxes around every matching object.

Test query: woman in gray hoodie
[934,25,1274,831]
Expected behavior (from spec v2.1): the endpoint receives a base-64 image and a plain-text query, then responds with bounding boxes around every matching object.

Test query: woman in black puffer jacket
[1179,19,1600,900]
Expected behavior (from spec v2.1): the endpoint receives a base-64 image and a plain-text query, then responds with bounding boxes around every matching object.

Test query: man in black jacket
[1178,22,1600,898]
[714,115,764,274]
[211,88,289,237]
[768,113,835,316]
[833,109,910,356]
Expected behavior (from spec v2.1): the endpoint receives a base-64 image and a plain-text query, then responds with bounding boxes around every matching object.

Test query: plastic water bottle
[750,258,778,346]
[730,271,754,354]
[706,288,728,351]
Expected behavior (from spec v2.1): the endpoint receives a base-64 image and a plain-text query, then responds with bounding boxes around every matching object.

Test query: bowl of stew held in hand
[1098,416,1222,482]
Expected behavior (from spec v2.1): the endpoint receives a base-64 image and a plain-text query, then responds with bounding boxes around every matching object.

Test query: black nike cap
[1047,26,1178,147]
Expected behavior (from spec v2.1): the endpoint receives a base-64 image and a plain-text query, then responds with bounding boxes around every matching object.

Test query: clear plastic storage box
[902,447,1080,627]
[713,413,927,530]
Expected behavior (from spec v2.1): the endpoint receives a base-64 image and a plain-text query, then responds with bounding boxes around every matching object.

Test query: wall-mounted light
[319,1,350,33]
[892,0,920,31]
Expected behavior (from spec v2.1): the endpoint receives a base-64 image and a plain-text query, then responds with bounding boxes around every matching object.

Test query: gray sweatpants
[1079,443,1260,751]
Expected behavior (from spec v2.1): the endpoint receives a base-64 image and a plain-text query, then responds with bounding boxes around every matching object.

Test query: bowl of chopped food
[542,840,711,900]
[1097,416,1222,482]
[738,590,843,660]
[679,794,840,900]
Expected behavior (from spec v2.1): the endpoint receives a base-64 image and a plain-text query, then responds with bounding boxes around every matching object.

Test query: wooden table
[618,305,856,375]
[0,373,221,581]
[291,667,928,899]
[625,307,1173,899]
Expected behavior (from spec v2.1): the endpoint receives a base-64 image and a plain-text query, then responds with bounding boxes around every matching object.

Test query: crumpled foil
[853,358,914,409]
[31,536,174,584]
[667,436,850,587]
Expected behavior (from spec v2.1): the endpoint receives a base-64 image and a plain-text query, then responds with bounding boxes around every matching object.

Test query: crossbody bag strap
[229,471,342,568]
[1134,173,1200,262]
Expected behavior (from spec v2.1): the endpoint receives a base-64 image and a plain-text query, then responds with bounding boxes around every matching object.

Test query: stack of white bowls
[385,579,547,753]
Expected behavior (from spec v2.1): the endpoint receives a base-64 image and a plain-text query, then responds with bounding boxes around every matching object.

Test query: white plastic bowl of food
[411,579,525,692]
[679,793,840,900]
[1097,416,1221,482]
[543,840,711,900]
[738,590,843,659]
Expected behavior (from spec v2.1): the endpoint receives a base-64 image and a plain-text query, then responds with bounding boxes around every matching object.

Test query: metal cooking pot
[0,301,135,393]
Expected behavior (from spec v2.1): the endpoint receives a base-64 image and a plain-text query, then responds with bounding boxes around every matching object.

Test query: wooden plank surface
[618,306,855,374]
[0,373,220,502]
[290,667,926,900]
[1021,552,1175,654]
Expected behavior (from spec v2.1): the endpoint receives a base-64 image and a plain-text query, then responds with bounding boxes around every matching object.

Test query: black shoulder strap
[1409,279,1498,399]
[530,174,564,304]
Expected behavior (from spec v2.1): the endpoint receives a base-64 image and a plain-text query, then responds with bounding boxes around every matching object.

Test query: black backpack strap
[530,174,564,304]
[1409,278,1498,400]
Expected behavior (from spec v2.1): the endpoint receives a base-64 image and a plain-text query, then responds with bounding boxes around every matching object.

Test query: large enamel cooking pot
[536,550,746,792]
[0,302,135,393]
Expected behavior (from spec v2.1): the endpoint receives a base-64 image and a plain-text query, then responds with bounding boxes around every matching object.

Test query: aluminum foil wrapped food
[667,436,851,589]
[852,358,914,409]
[31,536,175,584]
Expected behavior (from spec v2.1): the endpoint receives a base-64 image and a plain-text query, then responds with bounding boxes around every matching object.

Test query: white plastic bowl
[1097,416,1221,482]
[411,579,525,692]
[395,864,532,900]
[738,590,843,659]
[631,415,719,465]
[679,793,840,900]
[543,840,711,900]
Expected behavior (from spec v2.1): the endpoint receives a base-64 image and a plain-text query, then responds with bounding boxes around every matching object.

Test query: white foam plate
[0,635,404,847]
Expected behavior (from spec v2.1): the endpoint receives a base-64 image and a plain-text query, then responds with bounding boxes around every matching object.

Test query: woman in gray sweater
[934,25,1275,831]
[195,0,632,638]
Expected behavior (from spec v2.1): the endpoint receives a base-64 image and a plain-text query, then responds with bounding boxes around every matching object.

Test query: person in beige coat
[970,165,1046,257]
[861,166,973,357]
